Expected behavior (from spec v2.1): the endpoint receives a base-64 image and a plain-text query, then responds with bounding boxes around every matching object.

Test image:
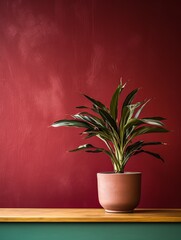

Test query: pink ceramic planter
[97,172,142,213]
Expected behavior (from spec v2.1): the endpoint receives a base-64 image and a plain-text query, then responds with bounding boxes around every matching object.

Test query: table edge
[0,208,181,223]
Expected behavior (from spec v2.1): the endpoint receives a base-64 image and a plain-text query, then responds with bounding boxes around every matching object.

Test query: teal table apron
[0,222,181,240]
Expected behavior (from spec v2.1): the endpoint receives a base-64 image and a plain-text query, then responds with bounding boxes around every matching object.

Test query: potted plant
[51,81,168,213]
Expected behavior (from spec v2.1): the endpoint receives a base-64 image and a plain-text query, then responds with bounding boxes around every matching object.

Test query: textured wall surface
[0,0,180,208]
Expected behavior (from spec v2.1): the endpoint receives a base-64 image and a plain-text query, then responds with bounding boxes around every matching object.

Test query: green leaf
[143,116,166,121]
[83,132,97,139]
[141,118,165,126]
[83,94,109,112]
[125,141,143,155]
[69,144,95,152]
[134,99,150,118]
[125,117,165,130]
[73,112,104,128]
[76,106,88,109]
[120,102,143,139]
[127,126,169,145]
[69,144,112,158]
[122,88,139,108]
[81,129,112,142]
[120,106,130,127]
[85,149,103,153]
[142,141,165,146]
[119,87,140,138]
[51,119,91,128]
[123,141,166,167]
[119,106,131,147]
[127,102,143,119]
[133,149,164,162]
[98,108,118,132]
[123,141,144,167]
[110,82,126,120]
[124,118,143,129]
[124,117,166,142]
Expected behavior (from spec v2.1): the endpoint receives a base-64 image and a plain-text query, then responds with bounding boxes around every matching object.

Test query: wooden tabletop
[0,208,181,222]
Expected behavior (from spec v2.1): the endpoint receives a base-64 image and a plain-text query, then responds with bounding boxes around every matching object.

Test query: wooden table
[0,208,181,239]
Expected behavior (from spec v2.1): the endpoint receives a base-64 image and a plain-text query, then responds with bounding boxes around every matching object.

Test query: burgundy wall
[0,0,180,208]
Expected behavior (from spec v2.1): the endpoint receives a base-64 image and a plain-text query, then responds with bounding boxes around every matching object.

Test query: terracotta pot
[97,172,141,213]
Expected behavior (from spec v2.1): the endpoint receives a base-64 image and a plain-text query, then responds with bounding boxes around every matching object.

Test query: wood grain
[0,208,181,222]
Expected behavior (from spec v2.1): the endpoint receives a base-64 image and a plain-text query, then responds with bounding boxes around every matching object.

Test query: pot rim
[97,171,141,175]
